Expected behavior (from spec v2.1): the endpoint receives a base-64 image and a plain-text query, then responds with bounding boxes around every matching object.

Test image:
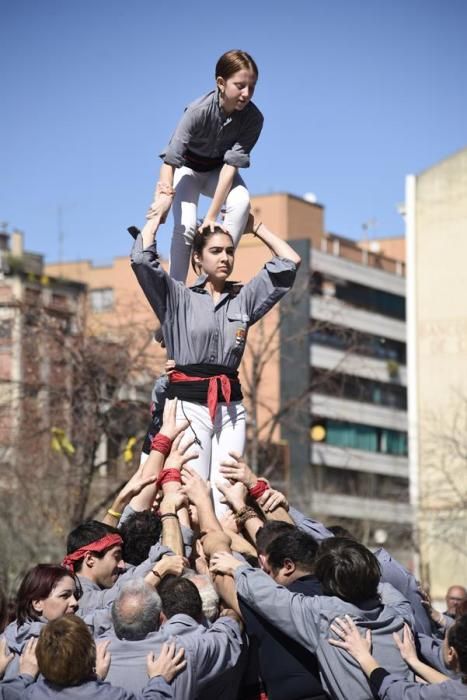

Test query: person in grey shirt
[288,505,433,636]
[142,49,263,283]
[328,613,467,699]
[102,579,243,699]
[132,213,301,516]
[210,538,416,700]
[0,615,181,700]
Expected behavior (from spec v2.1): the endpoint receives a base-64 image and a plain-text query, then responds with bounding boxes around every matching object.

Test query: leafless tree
[0,297,160,591]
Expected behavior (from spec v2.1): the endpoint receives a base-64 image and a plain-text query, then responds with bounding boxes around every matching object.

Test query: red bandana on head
[62,533,123,572]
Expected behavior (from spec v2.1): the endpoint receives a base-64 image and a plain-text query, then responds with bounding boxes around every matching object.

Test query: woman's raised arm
[245,214,302,266]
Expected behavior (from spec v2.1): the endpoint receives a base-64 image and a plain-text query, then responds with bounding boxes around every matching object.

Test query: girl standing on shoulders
[142,49,263,282]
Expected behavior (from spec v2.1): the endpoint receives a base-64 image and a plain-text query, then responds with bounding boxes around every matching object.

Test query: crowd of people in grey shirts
[0,399,465,699]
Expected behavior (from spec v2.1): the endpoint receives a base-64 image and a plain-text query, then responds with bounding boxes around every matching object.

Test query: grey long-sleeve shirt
[375,673,467,699]
[234,564,415,700]
[131,235,298,369]
[102,614,243,699]
[0,674,173,699]
[77,543,172,618]
[289,506,433,636]
[160,90,264,170]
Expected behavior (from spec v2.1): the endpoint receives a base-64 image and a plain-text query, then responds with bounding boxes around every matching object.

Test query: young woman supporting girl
[131,216,301,515]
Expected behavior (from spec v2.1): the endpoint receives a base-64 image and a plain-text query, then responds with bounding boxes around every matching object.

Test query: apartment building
[249,195,410,562]
[406,147,467,595]
[0,229,86,470]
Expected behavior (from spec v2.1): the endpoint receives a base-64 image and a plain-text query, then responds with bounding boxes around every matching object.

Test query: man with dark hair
[255,520,295,574]
[64,520,174,619]
[289,505,433,635]
[120,511,163,566]
[102,578,244,698]
[158,578,203,624]
[266,529,318,587]
[239,529,328,700]
[211,538,416,700]
[314,537,381,603]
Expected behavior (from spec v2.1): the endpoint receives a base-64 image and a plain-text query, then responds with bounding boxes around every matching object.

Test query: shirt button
[210,355,215,361]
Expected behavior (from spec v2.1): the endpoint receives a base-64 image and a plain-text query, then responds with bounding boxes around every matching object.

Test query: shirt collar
[190,275,241,294]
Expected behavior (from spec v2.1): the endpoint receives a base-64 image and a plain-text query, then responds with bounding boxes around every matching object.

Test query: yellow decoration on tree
[124,436,137,463]
[51,427,75,456]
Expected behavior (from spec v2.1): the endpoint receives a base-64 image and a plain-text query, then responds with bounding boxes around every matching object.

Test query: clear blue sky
[2,0,466,264]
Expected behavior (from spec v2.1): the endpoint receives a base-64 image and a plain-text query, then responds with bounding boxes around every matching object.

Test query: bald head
[112,579,162,640]
[446,585,466,616]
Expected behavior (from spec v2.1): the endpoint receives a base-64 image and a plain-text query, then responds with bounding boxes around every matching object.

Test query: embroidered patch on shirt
[235,327,247,346]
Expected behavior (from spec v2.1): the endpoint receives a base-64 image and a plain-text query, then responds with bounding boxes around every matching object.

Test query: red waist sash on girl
[170,370,232,422]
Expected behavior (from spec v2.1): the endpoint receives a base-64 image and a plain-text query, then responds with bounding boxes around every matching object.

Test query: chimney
[11,230,24,257]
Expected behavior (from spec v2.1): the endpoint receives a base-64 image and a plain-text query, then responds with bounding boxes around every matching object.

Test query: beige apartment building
[45,193,411,560]
[0,230,86,463]
[406,148,467,596]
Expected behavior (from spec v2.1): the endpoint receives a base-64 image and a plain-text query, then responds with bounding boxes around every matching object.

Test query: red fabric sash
[170,370,231,422]
[62,533,123,572]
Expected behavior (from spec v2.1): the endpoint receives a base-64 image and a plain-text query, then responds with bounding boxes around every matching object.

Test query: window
[311,321,406,364]
[310,464,409,502]
[335,280,405,320]
[89,288,114,313]
[311,418,408,456]
[312,368,407,410]
[311,272,405,320]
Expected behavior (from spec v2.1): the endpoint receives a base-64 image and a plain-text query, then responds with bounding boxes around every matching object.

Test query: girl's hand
[19,638,39,678]
[198,219,227,234]
[165,359,176,375]
[147,182,174,224]
[329,615,372,663]
[147,642,186,682]
[95,640,111,680]
[0,639,14,677]
[393,624,419,665]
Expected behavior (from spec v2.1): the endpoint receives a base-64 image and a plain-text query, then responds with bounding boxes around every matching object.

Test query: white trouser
[176,400,246,517]
[169,166,250,282]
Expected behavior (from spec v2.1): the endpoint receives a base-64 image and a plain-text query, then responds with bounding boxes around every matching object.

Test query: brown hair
[16,564,78,626]
[37,615,95,686]
[215,50,259,81]
[191,227,234,275]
